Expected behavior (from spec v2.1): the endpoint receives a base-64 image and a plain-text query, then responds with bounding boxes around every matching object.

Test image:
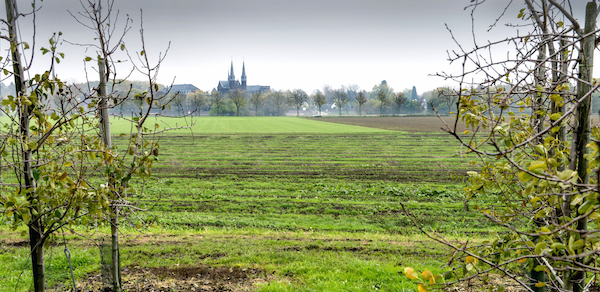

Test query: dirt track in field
[309,116,468,132]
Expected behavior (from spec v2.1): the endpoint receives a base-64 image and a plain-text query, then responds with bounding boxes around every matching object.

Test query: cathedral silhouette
[215,61,270,96]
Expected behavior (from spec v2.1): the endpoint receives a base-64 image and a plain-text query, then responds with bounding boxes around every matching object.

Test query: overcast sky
[0,0,595,94]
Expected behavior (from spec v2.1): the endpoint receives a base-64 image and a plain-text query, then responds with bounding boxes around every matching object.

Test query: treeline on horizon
[2,79,599,117]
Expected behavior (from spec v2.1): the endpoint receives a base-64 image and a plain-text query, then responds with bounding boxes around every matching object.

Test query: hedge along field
[1,116,492,292]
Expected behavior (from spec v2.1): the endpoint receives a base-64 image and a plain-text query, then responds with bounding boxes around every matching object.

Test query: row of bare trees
[111,83,462,117]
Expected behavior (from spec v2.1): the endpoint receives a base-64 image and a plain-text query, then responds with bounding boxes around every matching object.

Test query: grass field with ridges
[1,116,491,292]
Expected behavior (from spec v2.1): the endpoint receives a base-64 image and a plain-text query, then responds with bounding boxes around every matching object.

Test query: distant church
[215,61,270,96]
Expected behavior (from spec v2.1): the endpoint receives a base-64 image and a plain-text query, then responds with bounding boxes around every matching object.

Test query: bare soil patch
[60,265,266,292]
[311,116,467,132]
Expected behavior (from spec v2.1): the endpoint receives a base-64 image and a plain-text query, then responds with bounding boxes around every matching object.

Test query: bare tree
[171,92,186,116]
[355,90,368,116]
[270,90,287,116]
[332,89,349,116]
[289,89,308,116]
[188,90,208,116]
[210,91,225,116]
[312,91,326,116]
[249,91,265,116]
[391,92,406,114]
[376,89,389,116]
[229,89,247,116]
[429,87,457,114]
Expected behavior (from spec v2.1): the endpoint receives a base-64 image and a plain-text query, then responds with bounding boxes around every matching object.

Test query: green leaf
[578,200,593,214]
[27,142,37,150]
[32,169,41,181]
[84,56,92,62]
[534,242,547,255]
[535,145,546,155]
[571,239,584,251]
[120,43,125,51]
[550,242,566,251]
[550,112,562,121]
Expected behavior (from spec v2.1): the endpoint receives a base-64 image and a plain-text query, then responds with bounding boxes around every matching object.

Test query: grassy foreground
[1,116,486,292]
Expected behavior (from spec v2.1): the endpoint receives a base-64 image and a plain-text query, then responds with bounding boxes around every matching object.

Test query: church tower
[228,61,235,89]
[241,61,247,90]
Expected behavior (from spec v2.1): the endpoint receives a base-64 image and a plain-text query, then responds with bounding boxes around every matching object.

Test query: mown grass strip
[111,116,391,135]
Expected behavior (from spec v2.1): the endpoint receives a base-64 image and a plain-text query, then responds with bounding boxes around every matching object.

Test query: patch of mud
[61,265,267,292]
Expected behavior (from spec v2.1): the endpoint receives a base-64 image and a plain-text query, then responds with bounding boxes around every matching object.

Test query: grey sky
[3,0,594,94]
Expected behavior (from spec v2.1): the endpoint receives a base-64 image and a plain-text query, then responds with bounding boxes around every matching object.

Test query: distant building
[216,61,270,96]
[167,84,199,95]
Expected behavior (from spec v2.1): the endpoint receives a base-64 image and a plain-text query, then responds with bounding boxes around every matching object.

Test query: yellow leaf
[418,284,428,292]
[519,171,532,182]
[403,267,419,280]
[535,282,546,288]
[421,270,433,281]
[528,161,547,173]
[518,258,527,263]
[465,255,478,264]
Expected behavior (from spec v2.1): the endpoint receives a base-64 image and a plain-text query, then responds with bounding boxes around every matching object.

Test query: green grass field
[110,116,391,134]
[0,116,488,292]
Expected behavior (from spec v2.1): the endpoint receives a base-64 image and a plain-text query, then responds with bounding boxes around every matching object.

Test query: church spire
[229,60,235,81]
[241,61,246,80]
[241,60,247,89]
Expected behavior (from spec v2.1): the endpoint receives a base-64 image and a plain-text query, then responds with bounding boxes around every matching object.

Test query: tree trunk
[99,59,122,292]
[6,0,44,290]
[569,3,596,291]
